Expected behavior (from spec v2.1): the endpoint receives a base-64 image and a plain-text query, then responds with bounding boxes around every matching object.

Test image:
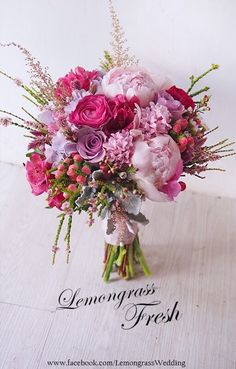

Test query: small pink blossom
[0,117,12,127]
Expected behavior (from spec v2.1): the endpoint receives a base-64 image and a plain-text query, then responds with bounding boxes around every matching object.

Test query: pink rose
[102,67,157,107]
[69,94,112,129]
[26,153,49,195]
[131,135,182,201]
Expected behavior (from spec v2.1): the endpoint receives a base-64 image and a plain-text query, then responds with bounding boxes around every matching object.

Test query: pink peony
[69,94,112,129]
[26,153,49,195]
[134,102,171,139]
[102,67,157,107]
[131,135,182,201]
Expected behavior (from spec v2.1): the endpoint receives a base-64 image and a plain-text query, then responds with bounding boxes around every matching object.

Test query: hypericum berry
[68,184,77,192]
[64,157,71,164]
[67,169,75,177]
[100,163,109,173]
[178,118,188,129]
[57,164,65,171]
[172,123,182,134]
[179,136,188,145]
[63,192,70,199]
[76,175,86,185]
[187,136,194,146]
[54,170,64,179]
[73,154,84,162]
[179,181,186,191]
[81,165,91,175]
[68,164,77,171]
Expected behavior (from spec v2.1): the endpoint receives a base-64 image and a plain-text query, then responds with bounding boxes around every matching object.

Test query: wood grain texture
[0,162,235,369]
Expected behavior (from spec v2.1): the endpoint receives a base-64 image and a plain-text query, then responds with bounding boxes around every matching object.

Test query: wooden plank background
[0,161,235,369]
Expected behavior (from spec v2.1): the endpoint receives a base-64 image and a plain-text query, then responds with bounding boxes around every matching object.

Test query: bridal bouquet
[0,2,234,281]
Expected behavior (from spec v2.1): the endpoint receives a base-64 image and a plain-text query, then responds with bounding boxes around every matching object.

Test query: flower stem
[128,243,135,278]
[187,64,219,93]
[190,86,209,97]
[133,237,151,276]
[103,245,117,282]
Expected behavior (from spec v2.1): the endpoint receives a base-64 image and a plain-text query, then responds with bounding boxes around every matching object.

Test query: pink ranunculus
[69,94,112,129]
[131,135,182,201]
[25,153,48,195]
[102,67,158,107]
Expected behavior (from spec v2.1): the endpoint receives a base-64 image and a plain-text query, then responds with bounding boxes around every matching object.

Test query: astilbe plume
[0,42,54,102]
[100,0,138,70]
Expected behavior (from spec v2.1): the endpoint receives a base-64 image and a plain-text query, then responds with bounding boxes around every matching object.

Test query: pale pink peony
[134,102,171,139]
[102,67,157,107]
[131,135,182,201]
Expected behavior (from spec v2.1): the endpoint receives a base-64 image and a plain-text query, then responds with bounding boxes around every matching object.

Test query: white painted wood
[0,162,235,369]
[0,303,54,369]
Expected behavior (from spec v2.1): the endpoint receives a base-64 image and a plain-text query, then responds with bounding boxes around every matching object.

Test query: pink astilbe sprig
[0,117,12,127]
[0,42,54,102]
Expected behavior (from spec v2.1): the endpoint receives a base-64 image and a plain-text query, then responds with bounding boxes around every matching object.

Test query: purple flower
[65,127,106,163]
[157,91,184,119]
[45,132,67,165]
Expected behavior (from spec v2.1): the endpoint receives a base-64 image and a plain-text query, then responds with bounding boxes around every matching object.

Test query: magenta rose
[69,94,112,129]
[104,94,139,134]
[65,127,106,163]
[26,153,49,196]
